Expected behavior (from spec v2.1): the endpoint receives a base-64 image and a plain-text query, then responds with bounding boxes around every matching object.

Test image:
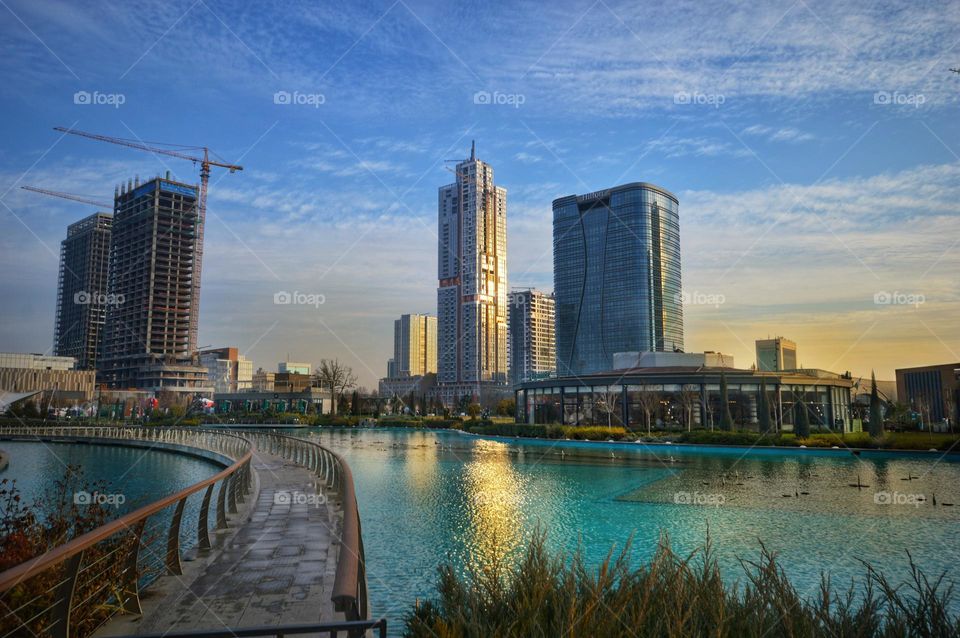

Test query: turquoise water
[276,428,960,626]
[0,439,225,574]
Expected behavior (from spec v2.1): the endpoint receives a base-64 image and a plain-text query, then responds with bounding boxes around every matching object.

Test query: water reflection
[461,440,527,572]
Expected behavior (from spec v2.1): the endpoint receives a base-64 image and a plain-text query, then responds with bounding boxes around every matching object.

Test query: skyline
[1,0,958,389]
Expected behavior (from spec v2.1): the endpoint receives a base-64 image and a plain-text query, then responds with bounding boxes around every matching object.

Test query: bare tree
[678,385,700,432]
[636,385,662,435]
[315,359,357,415]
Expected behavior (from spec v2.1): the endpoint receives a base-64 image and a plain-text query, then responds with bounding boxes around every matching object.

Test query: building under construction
[97,174,210,394]
[54,212,112,370]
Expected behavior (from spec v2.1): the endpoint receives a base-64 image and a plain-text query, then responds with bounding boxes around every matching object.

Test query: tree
[315,359,357,416]
[636,385,661,435]
[351,390,361,416]
[678,385,700,432]
[758,377,772,434]
[496,398,516,417]
[467,403,481,418]
[795,400,811,438]
[719,371,734,431]
[869,370,884,437]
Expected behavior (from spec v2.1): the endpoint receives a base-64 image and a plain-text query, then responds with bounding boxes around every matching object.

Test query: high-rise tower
[553,182,683,377]
[98,175,210,393]
[436,142,508,406]
[54,212,112,370]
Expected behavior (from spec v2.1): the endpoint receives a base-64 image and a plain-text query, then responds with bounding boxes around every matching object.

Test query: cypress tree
[719,370,734,431]
[795,400,811,438]
[869,370,884,437]
[758,377,772,434]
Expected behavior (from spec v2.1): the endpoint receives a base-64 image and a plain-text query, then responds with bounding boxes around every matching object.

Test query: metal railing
[245,432,369,623]
[114,619,387,638]
[0,426,253,638]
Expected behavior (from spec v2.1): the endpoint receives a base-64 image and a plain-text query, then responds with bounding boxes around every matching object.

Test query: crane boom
[54,126,243,353]
[21,185,111,209]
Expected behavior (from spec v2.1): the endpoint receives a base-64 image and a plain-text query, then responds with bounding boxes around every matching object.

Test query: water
[275,428,960,627]
[5,429,959,634]
[0,439,226,575]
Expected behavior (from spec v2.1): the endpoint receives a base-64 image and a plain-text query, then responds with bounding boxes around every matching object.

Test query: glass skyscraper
[553,182,683,376]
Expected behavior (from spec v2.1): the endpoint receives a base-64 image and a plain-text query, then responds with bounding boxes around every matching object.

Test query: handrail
[0,426,254,637]
[244,432,368,622]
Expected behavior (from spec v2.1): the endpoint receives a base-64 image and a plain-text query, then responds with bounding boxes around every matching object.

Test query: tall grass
[404,532,959,637]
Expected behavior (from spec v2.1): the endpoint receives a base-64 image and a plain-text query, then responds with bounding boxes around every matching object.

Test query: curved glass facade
[554,183,683,376]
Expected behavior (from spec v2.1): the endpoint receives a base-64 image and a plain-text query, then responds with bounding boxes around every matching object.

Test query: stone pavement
[98,447,343,635]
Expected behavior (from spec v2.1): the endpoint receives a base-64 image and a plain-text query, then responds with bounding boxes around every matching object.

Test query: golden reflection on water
[462,440,527,572]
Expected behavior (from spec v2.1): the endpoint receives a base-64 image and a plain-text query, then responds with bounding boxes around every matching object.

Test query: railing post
[198,483,214,549]
[216,478,229,529]
[120,520,145,615]
[227,472,238,514]
[166,497,187,575]
[50,550,83,638]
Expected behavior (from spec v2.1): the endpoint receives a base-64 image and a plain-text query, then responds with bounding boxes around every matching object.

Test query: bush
[404,531,960,637]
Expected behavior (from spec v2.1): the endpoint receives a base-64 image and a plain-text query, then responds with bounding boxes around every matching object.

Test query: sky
[0,0,958,391]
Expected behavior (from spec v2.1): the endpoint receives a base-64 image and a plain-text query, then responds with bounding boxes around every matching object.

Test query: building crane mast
[53,126,243,352]
[21,185,112,210]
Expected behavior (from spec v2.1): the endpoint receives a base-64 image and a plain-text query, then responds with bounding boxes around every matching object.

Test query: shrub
[404,531,960,637]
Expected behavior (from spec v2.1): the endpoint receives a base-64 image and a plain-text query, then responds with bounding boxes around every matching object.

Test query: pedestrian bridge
[0,426,385,638]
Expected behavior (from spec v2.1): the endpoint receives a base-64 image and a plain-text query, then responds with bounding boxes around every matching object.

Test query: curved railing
[245,432,368,622]
[0,426,253,638]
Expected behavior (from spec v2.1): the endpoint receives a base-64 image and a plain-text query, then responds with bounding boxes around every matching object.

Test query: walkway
[99,447,343,635]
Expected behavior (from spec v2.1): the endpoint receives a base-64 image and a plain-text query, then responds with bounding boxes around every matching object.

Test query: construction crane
[53,126,244,352]
[21,185,111,210]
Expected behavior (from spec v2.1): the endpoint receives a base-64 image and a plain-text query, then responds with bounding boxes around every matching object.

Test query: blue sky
[1,0,958,389]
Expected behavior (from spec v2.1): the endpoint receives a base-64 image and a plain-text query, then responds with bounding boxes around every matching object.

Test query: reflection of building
[278,361,311,375]
[436,142,508,405]
[516,352,854,432]
[0,353,95,403]
[508,289,556,386]
[554,183,683,377]
[394,314,437,377]
[200,347,253,394]
[54,213,112,370]
[756,337,797,371]
[896,362,960,424]
[98,176,210,394]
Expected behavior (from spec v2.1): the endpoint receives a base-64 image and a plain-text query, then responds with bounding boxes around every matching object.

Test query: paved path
[99,448,343,635]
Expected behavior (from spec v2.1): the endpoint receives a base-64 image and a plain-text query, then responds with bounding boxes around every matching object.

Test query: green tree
[758,377,772,434]
[795,400,811,438]
[719,371,734,431]
[496,398,516,417]
[869,370,884,437]
[467,403,481,418]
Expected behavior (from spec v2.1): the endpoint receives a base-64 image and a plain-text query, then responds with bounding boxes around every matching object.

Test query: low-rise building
[896,362,960,425]
[199,347,253,394]
[0,352,96,404]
